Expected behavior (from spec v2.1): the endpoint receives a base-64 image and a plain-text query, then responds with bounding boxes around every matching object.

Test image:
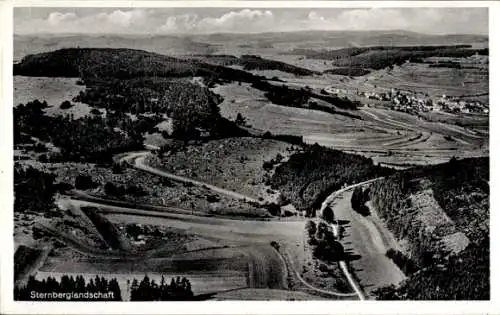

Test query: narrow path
[281,250,358,298]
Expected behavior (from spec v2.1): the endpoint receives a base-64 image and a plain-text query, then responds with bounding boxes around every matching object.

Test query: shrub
[322,206,335,223]
[59,100,73,109]
[351,186,371,216]
[90,108,102,115]
[386,249,419,275]
[206,194,220,203]
[270,241,280,251]
[75,175,97,190]
[305,220,317,238]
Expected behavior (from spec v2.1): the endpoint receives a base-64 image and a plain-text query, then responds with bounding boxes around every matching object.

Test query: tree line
[305,220,345,262]
[287,45,488,70]
[130,275,194,301]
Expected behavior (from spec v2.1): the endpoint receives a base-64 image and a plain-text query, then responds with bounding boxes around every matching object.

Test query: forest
[191,54,319,76]
[130,275,195,301]
[14,100,144,163]
[270,144,390,215]
[323,68,371,77]
[289,45,488,70]
[14,165,56,214]
[74,77,247,140]
[238,55,318,75]
[13,48,263,84]
[370,157,489,300]
[15,274,122,301]
[376,237,489,300]
[251,80,361,111]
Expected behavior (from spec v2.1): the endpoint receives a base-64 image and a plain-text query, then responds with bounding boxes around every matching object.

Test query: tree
[351,186,370,216]
[305,220,317,238]
[59,100,73,109]
[90,108,102,115]
[75,175,96,190]
[104,182,125,197]
[235,113,246,126]
[112,162,124,174]
[322,206,335,223]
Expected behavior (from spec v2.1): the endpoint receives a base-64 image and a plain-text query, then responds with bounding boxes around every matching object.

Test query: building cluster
[437,95,489,114]
[360,89,488,115]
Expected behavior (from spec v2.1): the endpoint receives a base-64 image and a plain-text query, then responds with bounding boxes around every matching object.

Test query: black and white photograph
[1,1,496,312]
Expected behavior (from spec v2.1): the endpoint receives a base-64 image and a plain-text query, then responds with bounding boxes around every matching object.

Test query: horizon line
[14,29,489,37]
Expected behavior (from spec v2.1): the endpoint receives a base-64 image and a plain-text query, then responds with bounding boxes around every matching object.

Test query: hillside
[14,48,256,152]
[13,48,262,84]
[189,54,319,76]
[14,32,488,63]
[369,157,489,299]
[269,144,390,215]
[191,30,487,50]
[288,45,488,70]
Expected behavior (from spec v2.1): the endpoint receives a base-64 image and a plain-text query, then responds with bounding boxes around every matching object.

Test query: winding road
[119,151,263,205]
[319,178,384,301]
[320,177,406,298]
[48,149,391,300]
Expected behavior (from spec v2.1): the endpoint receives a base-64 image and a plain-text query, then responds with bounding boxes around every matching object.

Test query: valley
[12,29,489,301]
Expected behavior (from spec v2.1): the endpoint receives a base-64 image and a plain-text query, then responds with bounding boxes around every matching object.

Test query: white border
[8,0,496,8]
[1,1,498,314]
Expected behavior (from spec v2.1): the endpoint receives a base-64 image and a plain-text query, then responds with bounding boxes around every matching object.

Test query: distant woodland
[288,45,488,70]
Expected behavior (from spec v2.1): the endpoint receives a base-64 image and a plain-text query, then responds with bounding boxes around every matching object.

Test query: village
[362,89,488,115]
[322,86,488,115]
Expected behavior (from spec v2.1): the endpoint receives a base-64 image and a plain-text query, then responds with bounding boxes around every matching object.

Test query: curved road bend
[319,177,384,301]
[119,151,262,204]
[320,177,409,300]
[280,251,358,298]
[112,150,379,299]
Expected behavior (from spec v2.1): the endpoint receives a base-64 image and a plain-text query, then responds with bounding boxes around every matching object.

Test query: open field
[348,62,488,101]
[213,288,324,300]
[213,82,368,136]
[14,76,93,119]
[214,82,487,166]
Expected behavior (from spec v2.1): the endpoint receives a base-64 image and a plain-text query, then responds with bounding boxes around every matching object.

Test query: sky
[14,7,489,35]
